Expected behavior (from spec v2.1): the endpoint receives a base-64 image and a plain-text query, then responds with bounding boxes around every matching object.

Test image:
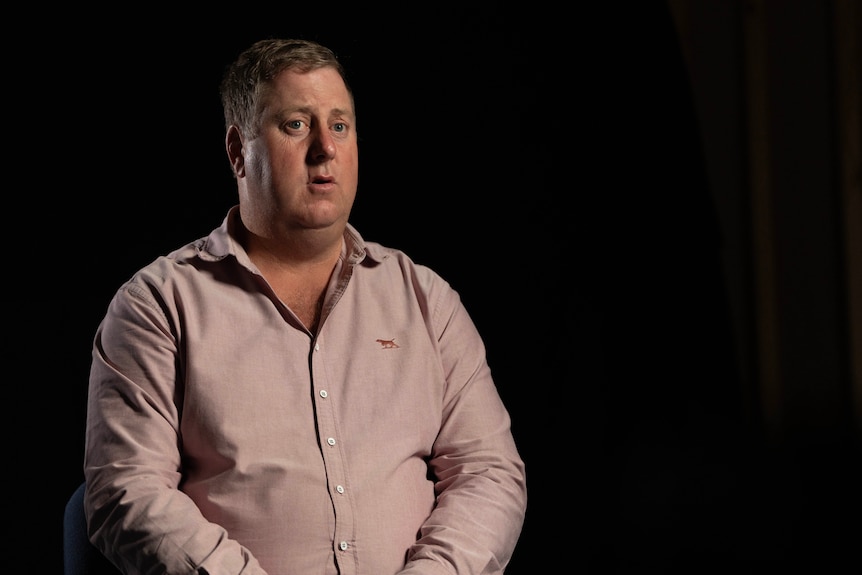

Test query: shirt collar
[196,205,380,267]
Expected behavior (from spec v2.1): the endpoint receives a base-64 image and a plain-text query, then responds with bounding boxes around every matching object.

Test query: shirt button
[320,390,328,398]
[339,541,349,551]
[314,343,320,351]
[327,437,336,446]
[336,485,344,494]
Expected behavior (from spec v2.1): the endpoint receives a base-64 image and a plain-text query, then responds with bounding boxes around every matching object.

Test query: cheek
[341,146,360,176]
[244,144,274,182]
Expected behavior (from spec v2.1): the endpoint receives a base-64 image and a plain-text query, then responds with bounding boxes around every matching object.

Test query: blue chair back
[63,482,120,575]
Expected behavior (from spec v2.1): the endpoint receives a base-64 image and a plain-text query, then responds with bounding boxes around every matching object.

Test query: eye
[287,120,305,130]
[332,122,346,133]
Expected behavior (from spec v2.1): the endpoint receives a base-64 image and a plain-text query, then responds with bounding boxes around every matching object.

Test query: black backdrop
[15,2,834,573]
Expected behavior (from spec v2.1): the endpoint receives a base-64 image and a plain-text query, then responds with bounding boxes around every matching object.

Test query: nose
[309,127,336,163]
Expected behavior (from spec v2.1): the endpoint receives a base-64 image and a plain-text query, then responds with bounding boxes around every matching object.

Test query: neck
[237,217,344,271]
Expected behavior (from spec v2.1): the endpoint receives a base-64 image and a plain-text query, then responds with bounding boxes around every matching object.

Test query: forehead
[264,67,353,114]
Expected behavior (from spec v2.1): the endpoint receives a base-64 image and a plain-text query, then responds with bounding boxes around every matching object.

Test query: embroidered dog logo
[376,338,400,349]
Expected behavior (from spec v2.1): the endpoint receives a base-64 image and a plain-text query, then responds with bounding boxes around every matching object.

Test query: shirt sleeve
[398,269,528,575]
[83,279,269,575]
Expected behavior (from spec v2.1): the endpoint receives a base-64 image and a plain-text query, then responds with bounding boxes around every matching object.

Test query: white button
[339,541,348,551]
[336,485,344,494]
[327,437,336,446]
[320,390,328,398]
[314,343,320,351]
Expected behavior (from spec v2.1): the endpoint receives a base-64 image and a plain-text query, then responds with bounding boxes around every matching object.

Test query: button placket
[311,334,354,567]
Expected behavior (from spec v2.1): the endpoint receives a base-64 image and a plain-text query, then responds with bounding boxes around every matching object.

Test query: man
[83,38,527,574]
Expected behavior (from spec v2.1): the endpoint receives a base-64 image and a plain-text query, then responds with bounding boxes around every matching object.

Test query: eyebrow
[274,106,353,119]
[328,107,353,119]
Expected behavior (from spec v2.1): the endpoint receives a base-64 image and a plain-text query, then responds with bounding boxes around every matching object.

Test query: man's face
[235,66,359,237]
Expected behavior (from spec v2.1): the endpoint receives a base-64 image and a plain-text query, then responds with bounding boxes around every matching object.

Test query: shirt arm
[83,278,268,575]
[399,273,528,575]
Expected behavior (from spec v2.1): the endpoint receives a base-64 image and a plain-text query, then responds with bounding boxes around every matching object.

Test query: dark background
[11,1,860,573]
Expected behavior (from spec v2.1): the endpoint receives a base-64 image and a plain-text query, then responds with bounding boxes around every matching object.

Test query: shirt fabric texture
[83,206,527,575]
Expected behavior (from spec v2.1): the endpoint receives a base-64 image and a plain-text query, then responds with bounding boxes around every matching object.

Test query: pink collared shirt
[84,206,527,575]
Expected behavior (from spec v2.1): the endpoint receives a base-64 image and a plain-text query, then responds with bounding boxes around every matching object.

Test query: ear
[225,125,245,177]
